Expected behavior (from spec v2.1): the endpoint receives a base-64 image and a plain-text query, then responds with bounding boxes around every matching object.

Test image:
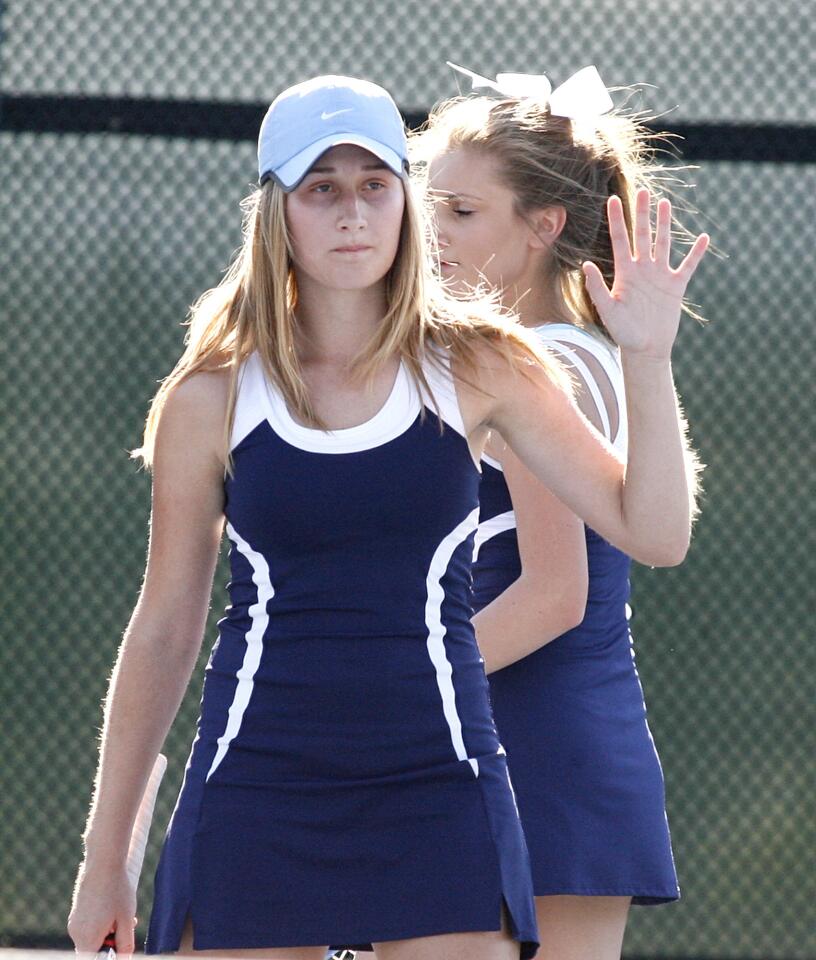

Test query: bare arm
[68,371,229,955]
[473,344,619,673]
[463,191,708,565]
[472,436,587,674]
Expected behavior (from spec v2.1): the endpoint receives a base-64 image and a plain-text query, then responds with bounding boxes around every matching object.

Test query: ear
[525,205,566,250]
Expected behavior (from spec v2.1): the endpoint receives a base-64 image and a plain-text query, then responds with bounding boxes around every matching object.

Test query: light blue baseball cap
[258,75,410,191]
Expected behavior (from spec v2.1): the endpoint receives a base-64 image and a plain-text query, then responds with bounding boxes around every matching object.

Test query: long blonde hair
[134,171,569,469]
[411,94,698,338]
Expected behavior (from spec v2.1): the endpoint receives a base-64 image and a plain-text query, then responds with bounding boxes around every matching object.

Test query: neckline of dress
[263,358,420,454]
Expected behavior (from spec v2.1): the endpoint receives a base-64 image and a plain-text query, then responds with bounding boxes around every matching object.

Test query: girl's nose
[338,195,367,231]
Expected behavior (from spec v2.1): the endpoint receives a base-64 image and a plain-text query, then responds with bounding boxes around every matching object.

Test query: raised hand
[582,188,709,360]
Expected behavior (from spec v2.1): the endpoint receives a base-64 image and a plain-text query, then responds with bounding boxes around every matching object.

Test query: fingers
[67,918,112,954]
[582,260,612,309]
[67,910,136,956]
[113,914,137,957]
[610,189,708,285]
[675,233,710,286]
[632,188,652,261]
[653,197,672,265]
[606,195,632,272]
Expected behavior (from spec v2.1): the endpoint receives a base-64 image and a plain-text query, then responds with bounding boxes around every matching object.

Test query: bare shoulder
[160,369,230,430]
[449,336,528,398]
[451,335,566,436]
[449,338,511,435]
[155,368,232,468]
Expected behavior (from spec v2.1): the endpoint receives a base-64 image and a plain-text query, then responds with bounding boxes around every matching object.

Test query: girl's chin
[298,272,391,293]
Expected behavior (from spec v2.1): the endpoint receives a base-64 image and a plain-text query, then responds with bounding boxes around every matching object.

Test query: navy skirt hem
[147,880,539,957]
[530,886,679,905]
[145,752,538,958]
[329,906,538,958]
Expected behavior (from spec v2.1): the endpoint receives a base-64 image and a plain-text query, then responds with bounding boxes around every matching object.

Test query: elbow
[623,514,692,567]
[559,590,587,632]
[538,581,587,639]
[631,535,690,568]
[660,544,690,567]
[655,528,691,566]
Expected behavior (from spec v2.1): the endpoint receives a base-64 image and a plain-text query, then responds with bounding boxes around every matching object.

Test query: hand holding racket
[69,754,167,957]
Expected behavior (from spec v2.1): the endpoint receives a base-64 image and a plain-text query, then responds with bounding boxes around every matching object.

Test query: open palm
[583,189,709,359]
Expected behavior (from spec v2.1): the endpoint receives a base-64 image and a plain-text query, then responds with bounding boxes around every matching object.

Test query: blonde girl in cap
[68,74,707,960]
[407,64,706,959]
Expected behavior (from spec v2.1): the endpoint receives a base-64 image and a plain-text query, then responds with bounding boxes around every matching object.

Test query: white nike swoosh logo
[321,108,353,120]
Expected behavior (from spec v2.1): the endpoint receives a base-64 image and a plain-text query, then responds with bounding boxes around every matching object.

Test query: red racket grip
[98,930,117,954]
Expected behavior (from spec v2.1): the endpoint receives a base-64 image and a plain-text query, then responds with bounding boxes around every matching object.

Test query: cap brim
[262,134,407,191]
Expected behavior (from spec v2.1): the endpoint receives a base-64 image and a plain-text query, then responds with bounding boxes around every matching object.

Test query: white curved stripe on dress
[425,507,481,777]
[472,510,517,562]
[481,452,503,471]
[543,340,612,439]
[206,521,275,781]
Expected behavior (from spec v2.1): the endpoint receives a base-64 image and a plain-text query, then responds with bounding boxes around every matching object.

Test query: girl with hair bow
[403,63,707,960]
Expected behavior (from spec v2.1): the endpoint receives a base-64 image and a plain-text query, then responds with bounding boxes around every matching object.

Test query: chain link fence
[2,2,814,958]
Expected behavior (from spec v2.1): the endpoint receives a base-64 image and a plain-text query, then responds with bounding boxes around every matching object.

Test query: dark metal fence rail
[3,93,815,164]
[2,3,814,958]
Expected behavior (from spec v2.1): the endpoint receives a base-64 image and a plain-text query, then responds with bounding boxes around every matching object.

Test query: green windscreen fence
[2,2,814,958]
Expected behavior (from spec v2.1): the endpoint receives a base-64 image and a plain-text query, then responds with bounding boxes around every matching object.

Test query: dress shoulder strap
[420,347,467,438]
[536,324,628,456]
[230,352,272,451]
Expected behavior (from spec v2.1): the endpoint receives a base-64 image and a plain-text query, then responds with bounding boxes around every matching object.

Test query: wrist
[82,833,130,872]
[620,351,673,381]
[620,346,672,366]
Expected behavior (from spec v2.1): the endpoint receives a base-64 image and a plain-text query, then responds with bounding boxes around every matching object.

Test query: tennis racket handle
[96,931,117,960]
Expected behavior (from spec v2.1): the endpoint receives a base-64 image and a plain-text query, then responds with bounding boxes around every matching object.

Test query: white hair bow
[446,61,614,124]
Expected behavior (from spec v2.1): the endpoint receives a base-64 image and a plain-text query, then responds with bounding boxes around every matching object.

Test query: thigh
[534,896,631,960]
[177,915,327,960]
[373,915,519,960]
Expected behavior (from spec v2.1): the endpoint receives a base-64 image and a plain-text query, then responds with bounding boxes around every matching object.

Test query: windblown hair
[411,92,706,515]
[134,173,570,469]
[411,93,697,337]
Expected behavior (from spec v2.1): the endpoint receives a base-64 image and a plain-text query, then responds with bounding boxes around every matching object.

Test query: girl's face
[285,143,405,293]
[427,146,542,296]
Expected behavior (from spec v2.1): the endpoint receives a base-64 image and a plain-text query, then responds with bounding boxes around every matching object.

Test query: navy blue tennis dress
[472,323,680,904]
[145,349,538,955]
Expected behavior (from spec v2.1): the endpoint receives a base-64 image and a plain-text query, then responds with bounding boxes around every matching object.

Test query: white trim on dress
[206,521,274,781]
[424,507,482,777]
